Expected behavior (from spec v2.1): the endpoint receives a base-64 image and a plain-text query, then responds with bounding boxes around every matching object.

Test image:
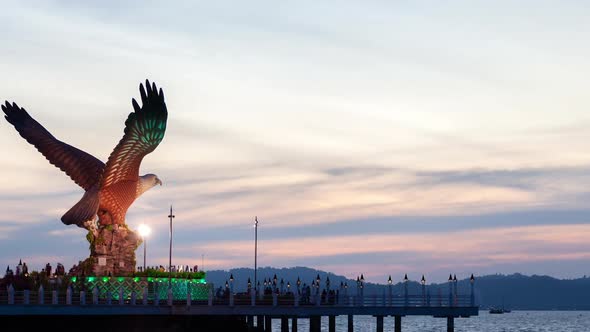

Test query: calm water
[269,311,590,332]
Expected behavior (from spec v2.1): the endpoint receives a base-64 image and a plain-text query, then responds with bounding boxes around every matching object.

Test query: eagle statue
[2,79,167,231]
[2,80,168,273]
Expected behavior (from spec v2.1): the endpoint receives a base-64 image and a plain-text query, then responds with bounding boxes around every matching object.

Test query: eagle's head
[138,173,162,196]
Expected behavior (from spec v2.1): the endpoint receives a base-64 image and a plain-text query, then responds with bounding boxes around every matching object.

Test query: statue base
[83,225,140,276]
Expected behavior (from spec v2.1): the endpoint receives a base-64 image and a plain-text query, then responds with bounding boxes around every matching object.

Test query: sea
[269,311,590,332]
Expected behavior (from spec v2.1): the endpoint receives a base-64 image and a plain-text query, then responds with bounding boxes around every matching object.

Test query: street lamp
[403,274,409,307]
[167,205,175,290]
[421,275,426,306]
[254,216,259,293]
[138,224,151,272]
[470,274,475,306]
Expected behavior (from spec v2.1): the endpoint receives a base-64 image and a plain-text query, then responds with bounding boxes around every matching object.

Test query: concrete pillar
[52,290,58,305]
[348,315,354,332]
[251,288,256,306]
[230,291,235,307]
[153,290,158,306]
[265,315,272,332]
[23,289,30,305]
[376,316,384,332]
[131,291,137,305]
[80,290,86,305]
[447,317,454,332]
[309,316,321,332]
[186,291,191,307]
[93,286,99,305]
[394,316,402,332]
[207,287,212,306]
[106,291,112,306]
[273,292,278,306]
[281,316,289,332]
[329,315,336,332]
[291,317,298,332]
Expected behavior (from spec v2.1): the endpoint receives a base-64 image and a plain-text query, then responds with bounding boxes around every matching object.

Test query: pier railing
[0,285,474,308]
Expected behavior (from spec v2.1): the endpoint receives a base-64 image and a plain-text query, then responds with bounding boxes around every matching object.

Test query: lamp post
[254,216,258,294]
[448,274,453,307]
[138,224,151,272]
[453,274,458,306]
[470,274,475,306]
[388,275,392,306]
[167,205,175,290]
[403,274,409,307]
[421,275,426,306]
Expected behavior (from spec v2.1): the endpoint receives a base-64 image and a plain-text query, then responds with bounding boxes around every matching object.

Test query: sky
[0,0,589,284]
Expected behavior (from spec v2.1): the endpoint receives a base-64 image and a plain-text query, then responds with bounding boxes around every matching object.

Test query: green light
[88,277,95,282]
[71,277,77,282]
[147,277,153,282]
[133,277,139,282]
[102,277,109,282]
[117,277,125,282]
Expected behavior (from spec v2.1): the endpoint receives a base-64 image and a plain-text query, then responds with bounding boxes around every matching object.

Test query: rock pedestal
[87,225,140,276]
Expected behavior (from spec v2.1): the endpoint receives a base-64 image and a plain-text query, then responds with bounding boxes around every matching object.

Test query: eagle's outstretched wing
[2,101,105,191]
[100,79,167,190]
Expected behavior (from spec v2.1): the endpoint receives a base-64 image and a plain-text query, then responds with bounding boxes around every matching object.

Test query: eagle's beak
[156,178,163,186]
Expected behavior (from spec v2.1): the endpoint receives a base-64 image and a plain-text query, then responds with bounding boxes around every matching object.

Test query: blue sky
[1,1,589,283]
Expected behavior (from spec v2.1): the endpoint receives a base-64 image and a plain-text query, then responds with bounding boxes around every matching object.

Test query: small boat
[489,307,504,314]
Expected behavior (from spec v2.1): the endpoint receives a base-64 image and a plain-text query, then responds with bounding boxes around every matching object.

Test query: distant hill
[204,267,590,310]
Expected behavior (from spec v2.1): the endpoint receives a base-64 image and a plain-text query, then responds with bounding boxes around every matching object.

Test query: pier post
[66,286,72,305]
[93,286,99,305]
[106,291,112,306]
[309,316,321,332]
[120,288,125,305]
[329,315,336,332]
[142,287,148,305]
[348,315,354,332]
[24,289,30,304]
[186,290,191,307]
[294,291,300,306]
[291,317,298,332]
[281,316,289,332]
[394,316,401,332]
[265,315,272,332]
[376,316,384,332]
[80,290,86,305]
[8,284,14,304]
[167,287,173,306]
[131,290,137,305]
[447,317,454,332]
[251,288,256,306]
[273,292,278,306]
[38,285,44,305]
[52,290,58,305]
[247,316,254,330]
[257,316,264,330]
[153,290,158,306]
[230,291,235,307]
[208,287,213,306]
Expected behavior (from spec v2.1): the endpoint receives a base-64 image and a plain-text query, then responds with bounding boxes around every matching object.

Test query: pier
[0,277,478,332]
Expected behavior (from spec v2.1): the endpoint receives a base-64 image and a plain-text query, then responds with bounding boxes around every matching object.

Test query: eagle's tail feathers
[61,188,100,229]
